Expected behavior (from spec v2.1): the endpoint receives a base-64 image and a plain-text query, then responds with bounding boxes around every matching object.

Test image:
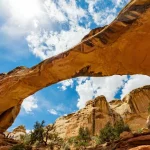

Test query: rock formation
[52,96,120,138]
[112,85,150,131]
[87,132,150,150]
[51,85,150,139]
[0,0,150,132]
[0,133,18,150]
[4,125,26,141]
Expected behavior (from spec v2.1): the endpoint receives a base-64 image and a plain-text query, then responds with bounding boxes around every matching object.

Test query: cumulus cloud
[0,0,129,61]
[76,76,128,109]
[26,0,129,60]
[26,0,90,59]
[48,109,58,115]
[26,129,32,134]
[0,0,47,37]
[85,0,129,26]
[76,75,150,109]
[121,75,150,99]
[58,79,74,91]
[22,95,38,113]
[26,25,90,59]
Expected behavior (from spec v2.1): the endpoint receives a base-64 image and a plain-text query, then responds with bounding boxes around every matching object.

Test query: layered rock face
[0,0,150,132]
[111,85,150,131]
[0,133,18,150]
[88,132,150,150]
[4,125,26,141]
[52,96,120,138]
[51,85,150,139]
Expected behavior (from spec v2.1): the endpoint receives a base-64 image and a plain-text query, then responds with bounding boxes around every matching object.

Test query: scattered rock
[120,131,133,140]
[129,145,150,150]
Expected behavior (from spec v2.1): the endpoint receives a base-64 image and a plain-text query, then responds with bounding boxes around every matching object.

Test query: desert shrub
[99,122,116,144]
[20,134,31,145]
[99,120,130,144]
[68,136,76,145]
[62,142,70,150]
[137,128,143,134]
[68,127,91,149]
[30,120,45,145]
[93,135,101,145]
[114,119,130,138]
[47,133,64,150]
[10,144,32,150]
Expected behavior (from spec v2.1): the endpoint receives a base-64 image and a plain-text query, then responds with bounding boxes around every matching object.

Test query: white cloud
[0,0,129,60]
[44,0,67,22]
[26,0,90,60]
[48,109,58,115]
[58,79,74,91]
[76,75,150,109]
[27,25,90,59]
[0,0,47,37]
[85,0,129,26]
[121,75,150,99]
[76,75,128,109]
[26,129,31,134]
[112,0,130,7]
[22,95,38,113]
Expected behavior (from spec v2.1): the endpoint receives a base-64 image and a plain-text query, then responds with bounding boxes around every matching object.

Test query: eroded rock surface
[0,133,18,150]
[52,96,120,138]
[4,125,26,141]
[112,85,150,131]
[0,0,150,132]
[87,132,150,150]
[51,85,150,139]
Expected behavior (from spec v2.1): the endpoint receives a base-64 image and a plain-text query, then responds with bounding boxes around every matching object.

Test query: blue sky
[0,0,150,131]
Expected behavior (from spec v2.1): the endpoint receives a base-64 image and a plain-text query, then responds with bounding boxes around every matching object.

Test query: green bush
[30,120,45,145]
[20,134,31,145]
[99,122,116,144]
[62,143,70,150]
[99,120,130,144]
[68,127,91,149]
[10,144,32,150]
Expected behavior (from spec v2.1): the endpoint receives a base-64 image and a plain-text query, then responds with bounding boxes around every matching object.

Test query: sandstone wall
[52,86,150,139]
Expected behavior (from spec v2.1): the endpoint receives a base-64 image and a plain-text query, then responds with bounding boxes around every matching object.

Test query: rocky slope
[5,125,26,141]
[51,85,150,139]
[52,96,121,138]
[87,132,150,150]
[0,133,18,150]
[0,0,150,132]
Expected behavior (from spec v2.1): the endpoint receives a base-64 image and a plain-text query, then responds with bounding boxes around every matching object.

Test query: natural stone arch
[0,0,150,132]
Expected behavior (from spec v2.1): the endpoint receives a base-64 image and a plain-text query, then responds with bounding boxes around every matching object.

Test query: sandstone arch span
[0,0,150,132]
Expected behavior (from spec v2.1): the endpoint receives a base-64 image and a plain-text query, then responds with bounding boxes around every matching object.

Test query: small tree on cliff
[30,120,45,145]
[68,127,91,149]
[30,120,64,148]
[99,120,130,144]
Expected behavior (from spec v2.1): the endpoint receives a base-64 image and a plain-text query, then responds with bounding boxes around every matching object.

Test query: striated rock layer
[52,96,120,138]
[87,132,150,150]
[4,125,26,141]
[51,85,150,139]
[0,0,150,132]
[113,85,150,131]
